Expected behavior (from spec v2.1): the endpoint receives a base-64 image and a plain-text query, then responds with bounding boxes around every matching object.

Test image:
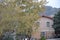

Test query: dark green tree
[53,10,60,38]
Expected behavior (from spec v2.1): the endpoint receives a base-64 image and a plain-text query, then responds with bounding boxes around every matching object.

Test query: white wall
[37,17,54,32]
[40,17,53,28]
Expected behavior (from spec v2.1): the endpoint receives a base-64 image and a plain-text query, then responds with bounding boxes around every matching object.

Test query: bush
[3,36,13,40]
[40,36,46,40]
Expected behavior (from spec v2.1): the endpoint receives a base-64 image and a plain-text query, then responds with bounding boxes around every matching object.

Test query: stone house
[32,15,55,40]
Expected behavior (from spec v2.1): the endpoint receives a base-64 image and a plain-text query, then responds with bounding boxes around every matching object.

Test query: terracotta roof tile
[42,15,53,20]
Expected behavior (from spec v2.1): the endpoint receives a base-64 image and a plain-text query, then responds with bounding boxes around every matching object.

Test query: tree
[0,0,47,37]
[53,10,60,38]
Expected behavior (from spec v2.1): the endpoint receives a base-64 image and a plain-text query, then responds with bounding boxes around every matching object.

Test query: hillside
[40,6,60,16]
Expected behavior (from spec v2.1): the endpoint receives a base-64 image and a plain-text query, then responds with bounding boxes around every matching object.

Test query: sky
[46,0,60,8]
[0,0,60,8]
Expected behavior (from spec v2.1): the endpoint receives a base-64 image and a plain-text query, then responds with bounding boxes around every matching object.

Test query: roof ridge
[41,15,53,20]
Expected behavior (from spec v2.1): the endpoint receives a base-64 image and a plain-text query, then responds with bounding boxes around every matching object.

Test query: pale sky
[46,0,60,8]
[0,0,60,8]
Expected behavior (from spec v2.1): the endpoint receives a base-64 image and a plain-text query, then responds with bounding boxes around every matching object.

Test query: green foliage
[3,32,13,40]
[0,0,47,36]
[53,10,60,37]
[40,36,46,40]
[3,37,13,40]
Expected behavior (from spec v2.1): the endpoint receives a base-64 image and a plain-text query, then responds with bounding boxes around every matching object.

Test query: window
[37,22,40,25]
[36,22,40,27]
[41,32,45,36]
[47,22,50,27]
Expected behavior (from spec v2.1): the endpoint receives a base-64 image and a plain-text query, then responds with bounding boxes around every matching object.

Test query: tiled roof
[42,15,53,20]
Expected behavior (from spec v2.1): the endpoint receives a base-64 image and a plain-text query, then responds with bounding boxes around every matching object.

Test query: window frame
[46,22,50,27]
[41,32,45,37]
